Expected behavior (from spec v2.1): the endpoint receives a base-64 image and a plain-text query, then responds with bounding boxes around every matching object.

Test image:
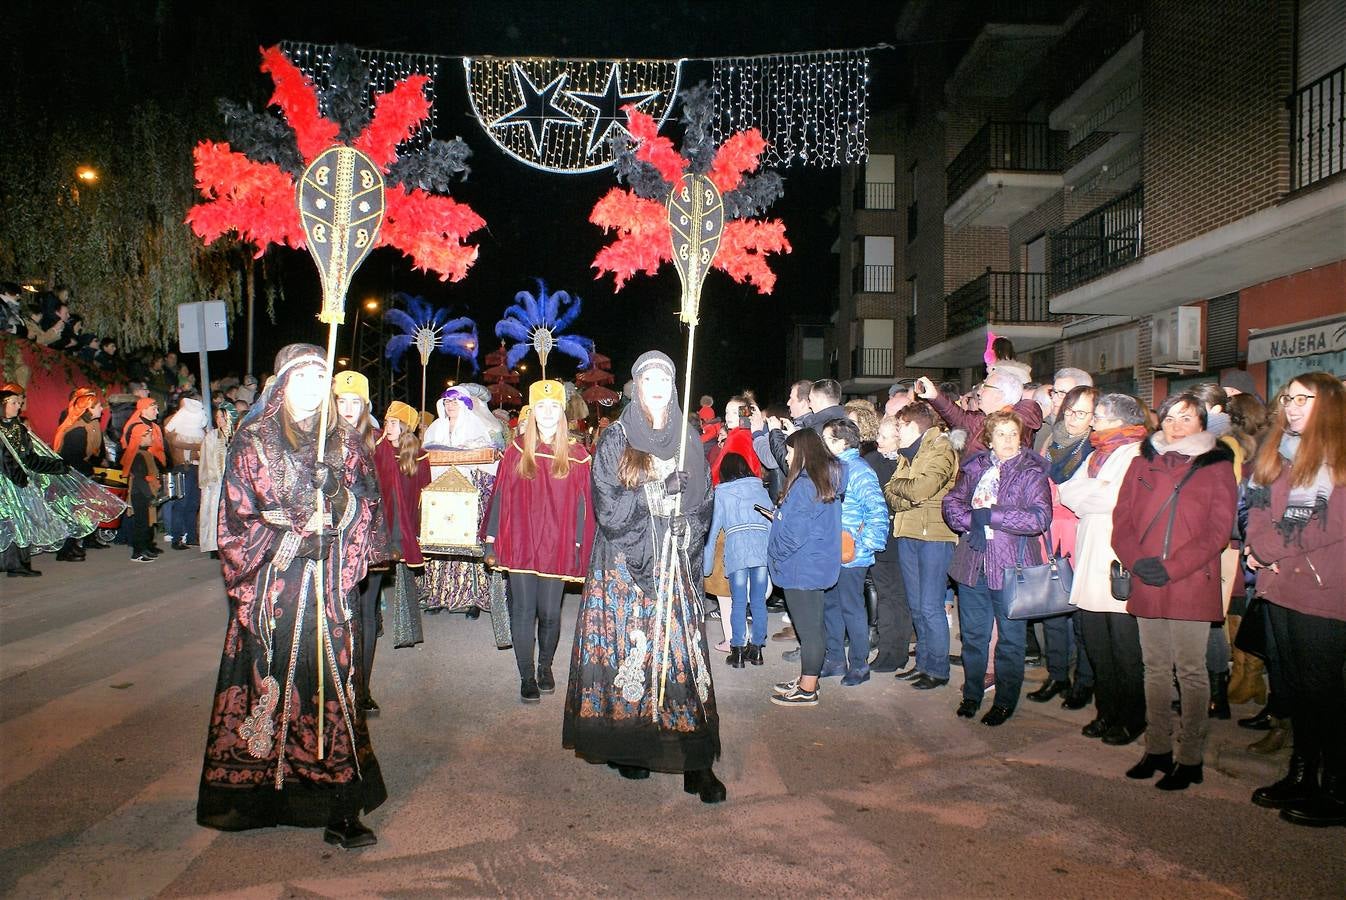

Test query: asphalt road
[2,549,1342,898]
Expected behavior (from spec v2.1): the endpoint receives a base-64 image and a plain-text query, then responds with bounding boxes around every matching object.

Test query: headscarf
[213,402,240,442]
[425,386,502,450]
[121,396,165,465]
[121,423,158,478]
[53,387,102,458]
[619,349,706,487]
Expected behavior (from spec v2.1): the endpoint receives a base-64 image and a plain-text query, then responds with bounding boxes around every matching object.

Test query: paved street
[2,549,1343,899]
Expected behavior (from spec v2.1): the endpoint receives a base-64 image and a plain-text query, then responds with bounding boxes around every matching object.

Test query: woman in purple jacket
[942,410,1052,726]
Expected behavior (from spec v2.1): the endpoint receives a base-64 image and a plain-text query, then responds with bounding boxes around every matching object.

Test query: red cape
[486,437,595,581]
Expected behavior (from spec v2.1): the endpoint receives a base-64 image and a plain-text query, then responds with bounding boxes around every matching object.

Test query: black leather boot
[323,816,377,849]
[1238,704,1274,730]
[683,768,727,804]
[520,677,541,703]
[1156,762,1203,791]
[608,762,649,780]
[1027,679,1070,703]
[1061,681,1094,710]
[1252,754,1318,809]
[743,644,764,666]
[1207,671,1230,719]
[537,666,556,693]
[726,646,745,668]
[1281,772,1346,828]
[1126,752,1174,780]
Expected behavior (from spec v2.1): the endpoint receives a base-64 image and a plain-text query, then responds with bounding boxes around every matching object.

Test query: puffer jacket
[885,428,959,543]
[943,449,1052,589]
[838,448,889,568]
[1113,435,1237,622]
[768,471,843,590]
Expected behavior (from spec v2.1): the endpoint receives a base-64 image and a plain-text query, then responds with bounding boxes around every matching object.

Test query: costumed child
[421,384,505,619]
[561,351,725,804]
[123,422,162,562]
[372,401,432,653]
[197,402,239,559]
[196,344,385,850]
[483,380,595,703]
[334,371,388,714]
[1,383,124,577]
[53,386,110,558]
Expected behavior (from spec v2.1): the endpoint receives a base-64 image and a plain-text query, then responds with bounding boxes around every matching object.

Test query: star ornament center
[490,64,582,154]
[567,64,659,157]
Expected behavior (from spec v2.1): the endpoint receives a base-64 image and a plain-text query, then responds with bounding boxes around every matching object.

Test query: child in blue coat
[704,453,772,666]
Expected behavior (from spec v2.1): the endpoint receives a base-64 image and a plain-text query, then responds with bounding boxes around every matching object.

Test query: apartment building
[845,0,1345,403]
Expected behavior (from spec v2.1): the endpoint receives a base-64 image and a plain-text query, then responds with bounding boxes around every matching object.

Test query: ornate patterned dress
[196,412,385,831]
[562,422,719,773]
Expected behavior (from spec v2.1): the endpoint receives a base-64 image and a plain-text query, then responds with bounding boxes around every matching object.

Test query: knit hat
[385,400,418,430]
[333,370,370,403]
[1219,369,1259,399]
[529,379,565,407]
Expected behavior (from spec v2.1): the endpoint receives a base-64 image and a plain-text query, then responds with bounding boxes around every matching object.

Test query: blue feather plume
[384,292,479,374]
[494,280,593,374]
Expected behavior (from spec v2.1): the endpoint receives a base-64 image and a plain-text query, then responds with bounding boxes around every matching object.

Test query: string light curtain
[711,50,869,168]
[281,41,442,150]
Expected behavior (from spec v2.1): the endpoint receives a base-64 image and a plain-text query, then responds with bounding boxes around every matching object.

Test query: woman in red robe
[485,380,595,702]
[373,401,432,650]
[196,344,385,850]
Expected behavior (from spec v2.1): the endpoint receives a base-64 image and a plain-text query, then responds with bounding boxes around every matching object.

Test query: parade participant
[372,401,432,657]
[123,422,161,562]
[196,343,385,850]
[163,393,207,550]
[422,385,505,618]
[198,403,239,558]
[54,386,109,557]
[335,370,388,711]
[484,380,595,702]
[2,384,124,577]
[562,350,724,803]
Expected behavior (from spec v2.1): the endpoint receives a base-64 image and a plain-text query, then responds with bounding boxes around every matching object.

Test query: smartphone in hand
[754,504,775,520]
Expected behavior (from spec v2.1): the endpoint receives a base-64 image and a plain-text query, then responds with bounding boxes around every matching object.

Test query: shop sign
[1248,316,1346,364]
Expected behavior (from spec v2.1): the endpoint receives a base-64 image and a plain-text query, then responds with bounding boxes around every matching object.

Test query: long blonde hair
[518,406,572,479]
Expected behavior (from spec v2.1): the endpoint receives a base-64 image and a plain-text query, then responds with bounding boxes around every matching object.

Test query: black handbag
[1110,467,1199,600]
[1004,534,1075,620]
[1233,594,1269,661]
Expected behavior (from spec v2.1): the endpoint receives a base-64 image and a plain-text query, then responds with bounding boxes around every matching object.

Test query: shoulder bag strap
[1158,466,1201,560]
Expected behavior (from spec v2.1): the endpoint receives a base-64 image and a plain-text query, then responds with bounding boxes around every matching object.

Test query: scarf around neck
[1278,431,1336,506]
[1088,424,1147,476]
[1045,419,1093,484]
[1149,429,1216,458]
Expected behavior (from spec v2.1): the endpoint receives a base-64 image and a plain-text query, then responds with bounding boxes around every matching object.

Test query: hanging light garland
[711,50,870,168]
[281,42,879,173]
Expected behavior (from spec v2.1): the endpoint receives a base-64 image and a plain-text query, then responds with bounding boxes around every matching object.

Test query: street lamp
[76,166,99,184]
[349,296,383,363]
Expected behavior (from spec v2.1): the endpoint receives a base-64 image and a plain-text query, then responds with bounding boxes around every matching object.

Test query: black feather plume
[610,133,671,200]
[216,98,304,176]
[387,138,474,193]
[723,171,785,219]
[322,45,373,142]
[678,82,717,175]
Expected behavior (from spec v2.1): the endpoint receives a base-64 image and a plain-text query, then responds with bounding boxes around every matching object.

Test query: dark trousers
[823,566,871,671]
[870,557,914,668]
[508,572,565,679]
[1039,612,1095,686]
[1261,605,1293,718]
[958,575,1027,709]
[128,495,153,555]
[1078,609,1145,730]
[2,542,33,572]
[354,570,384,703]
[165,465,200,543]
[897,538,955,679]
[785,588,827,677]
[1268,602,1346,774]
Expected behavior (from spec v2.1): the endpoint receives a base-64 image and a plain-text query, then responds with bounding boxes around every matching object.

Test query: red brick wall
[1142,0,1294,254]
[1238,260,1346,395]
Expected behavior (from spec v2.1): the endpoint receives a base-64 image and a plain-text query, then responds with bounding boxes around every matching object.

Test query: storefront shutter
[1206,293,1240,370]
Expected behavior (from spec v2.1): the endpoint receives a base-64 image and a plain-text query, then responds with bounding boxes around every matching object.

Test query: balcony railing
[1049,185,1144,295]
[946,121,1062,206]
[1292,63,1345,190]
[851,346,893,379]
[854,180,896,210]
[946,271,1063,337]
[853,263,895,293]
[1040,6,1143,112]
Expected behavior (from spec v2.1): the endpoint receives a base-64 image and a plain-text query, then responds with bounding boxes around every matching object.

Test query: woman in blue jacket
[820,417,891,685]
[704,452,773,667]
[768,429,843,706]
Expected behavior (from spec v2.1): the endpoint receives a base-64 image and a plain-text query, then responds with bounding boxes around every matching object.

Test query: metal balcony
[946,271,1063,337]
[850,346,893,379]
[1049,185,1144,295]
[1293,63,1346,191]
[853,264,895,293]
[854,180,896,210]
[945,121,1063,229]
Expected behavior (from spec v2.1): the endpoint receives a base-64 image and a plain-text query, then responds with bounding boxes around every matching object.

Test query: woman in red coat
[485,380,595,703]
[1113,392,1237,791]
[373,401,432,653]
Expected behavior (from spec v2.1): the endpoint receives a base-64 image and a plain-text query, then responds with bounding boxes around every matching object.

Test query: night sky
[11,0,900,405]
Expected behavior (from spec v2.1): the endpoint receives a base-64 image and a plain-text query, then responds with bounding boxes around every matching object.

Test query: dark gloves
[970,507,993,530]
[663,470,689,496]
[314,463,342,498]
[967,527,988,552]
[1133,556,1170,587]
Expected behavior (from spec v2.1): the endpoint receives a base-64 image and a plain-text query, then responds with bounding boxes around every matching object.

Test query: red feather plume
[188,46,484,282]
[591,110,789,295]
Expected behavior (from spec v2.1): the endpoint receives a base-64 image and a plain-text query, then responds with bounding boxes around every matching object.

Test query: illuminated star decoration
[491,65,581,154]
[567,64,658,157]
[384,294,479,373]
[495,280,593,376]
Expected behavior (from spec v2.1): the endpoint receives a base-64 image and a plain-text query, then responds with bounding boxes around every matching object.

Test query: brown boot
[1249,718,1291,755]
[1229,653,1267,705]
[1225,616,1247,698]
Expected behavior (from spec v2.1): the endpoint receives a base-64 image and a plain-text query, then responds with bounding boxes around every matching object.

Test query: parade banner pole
[298,146,386,760]
[657,174,723,709]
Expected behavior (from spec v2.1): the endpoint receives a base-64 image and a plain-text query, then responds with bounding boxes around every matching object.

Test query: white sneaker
[772,678,799,694]
[771,684,819,706]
